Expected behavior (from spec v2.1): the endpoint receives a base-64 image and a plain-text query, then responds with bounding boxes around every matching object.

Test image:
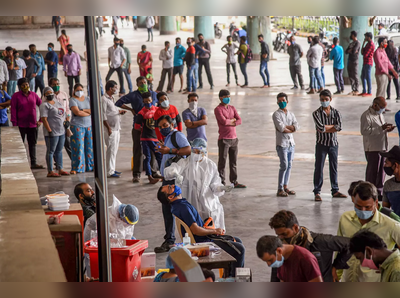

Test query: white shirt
[102,93,121,130]
[222,43,239,64]
[159,48,173,69]
[379,28,388,35]
[108,45,126,69]
[272,108,299,147]
[306,44,323,68]
[0,59,9,84]
[360,107,388,152]
[146,16,155,28]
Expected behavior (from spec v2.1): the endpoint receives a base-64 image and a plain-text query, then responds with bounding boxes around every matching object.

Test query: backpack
[245,44,253,63]
[164,131,183,168]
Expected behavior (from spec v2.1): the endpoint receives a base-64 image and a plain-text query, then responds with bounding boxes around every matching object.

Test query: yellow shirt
[381,249,400,282]
[337,210,400,282]
[239,44,248,64]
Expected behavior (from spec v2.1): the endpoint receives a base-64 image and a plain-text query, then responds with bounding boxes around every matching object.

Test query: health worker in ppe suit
[164,138,232,231]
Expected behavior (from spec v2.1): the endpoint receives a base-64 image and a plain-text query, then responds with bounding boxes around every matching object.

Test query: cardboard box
[185,244,210,257]
[235,268,251,282]
[170,248,205,282]
[141,252,156,277]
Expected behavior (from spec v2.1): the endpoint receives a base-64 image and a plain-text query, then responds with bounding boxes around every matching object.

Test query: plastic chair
[174,216,196,243]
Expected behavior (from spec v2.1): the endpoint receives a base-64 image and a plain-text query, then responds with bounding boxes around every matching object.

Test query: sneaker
[31,164,45,169]
[197,86,203,89]
[334,91,341,95]
[362,93,372,97]
[154,241,173,253]
[109,173,121,178]
[290,86,298,90]
[115,171,122,175]
[132,176,140,183]
[307,89,315,94]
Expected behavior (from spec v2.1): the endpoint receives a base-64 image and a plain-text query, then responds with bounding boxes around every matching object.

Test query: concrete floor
[2,25,400,282]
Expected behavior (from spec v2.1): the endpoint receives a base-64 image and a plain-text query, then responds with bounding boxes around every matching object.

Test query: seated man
[164,138,233,231]
[256,235,323,282]
[74,182,96,226]
[350,230,400,282]
[157,184,245,277]
[269,210,351,282]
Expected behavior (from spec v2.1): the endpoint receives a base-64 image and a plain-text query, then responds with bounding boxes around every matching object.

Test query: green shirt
[337,210,400,282]
[239,44,248,64]
[381,250,400,282]
[122,46,131,69]
[146,73,153,80]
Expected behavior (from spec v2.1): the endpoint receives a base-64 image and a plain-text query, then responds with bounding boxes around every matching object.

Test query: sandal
[47,172,61,178]
[277,190,289,197]
[332,192,347,198]
[58,170,70,176]
[284,188,296,195]
[234,182,247,189]
[315,194,322,201]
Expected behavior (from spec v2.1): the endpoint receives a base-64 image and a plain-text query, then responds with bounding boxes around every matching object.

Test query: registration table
[195,242,236,277]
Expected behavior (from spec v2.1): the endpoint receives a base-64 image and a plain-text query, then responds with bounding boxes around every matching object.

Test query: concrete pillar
[194,16,214,43]
[340,16,375,84]
[160,16,176,35]
[246,16,273,60]
[138,16,146,28]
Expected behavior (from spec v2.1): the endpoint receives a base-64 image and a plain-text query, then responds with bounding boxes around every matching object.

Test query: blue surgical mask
[161,100,170,108]
[278,102,287,109]
[354,206,375,220]
[48,47,52,52]
[222,97,231,105]
[291,41,295,45]
[144,103,152,109]
[321,101,330,108]
[160,127,172,137]
[170,185,182,198]
[269,252,285,268]
[377,108,385,115]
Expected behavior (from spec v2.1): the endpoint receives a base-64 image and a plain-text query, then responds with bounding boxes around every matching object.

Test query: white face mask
[75,90,84,98]
[189,101,198,111]
[193,153,203,163]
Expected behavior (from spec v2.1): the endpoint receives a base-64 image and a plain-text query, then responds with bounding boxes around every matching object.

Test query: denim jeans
[29,77,35,92]
[239,63,248,85]
[142,140,162,176]
[7,80,17,96]
[316,66,325,89]
[122,67,133,93]
[276,145,295,190]
[193,62,199,87]
[186,65,196,92]
[162,179,176,244]
[361,64,372,94]
[313,143,339,195]
[45,135,65,172]
[310,67,324,89]
[260,60,270,86]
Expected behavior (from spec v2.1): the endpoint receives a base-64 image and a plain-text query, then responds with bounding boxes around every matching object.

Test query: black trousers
[226,63,238,84]
[348,63,359,92]
[157,68,173,91]
[387,71,400,98]
[34,74,45,97]
[198,57,213,87]
[19,127,38,166]
[67,75,80,97]
[334,68,344,92]
[106,67,124,94]
[289,64,304,88]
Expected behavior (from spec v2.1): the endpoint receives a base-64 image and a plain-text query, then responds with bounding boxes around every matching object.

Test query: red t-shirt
[154,105,182,140]
[277,245,321,282]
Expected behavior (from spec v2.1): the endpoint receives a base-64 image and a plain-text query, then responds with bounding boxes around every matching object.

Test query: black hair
[350,31,357,37]
[157,115,173,125]
[23,50,30,57]
[202,268,215,282]
[29,44,36,48]
[73,83,84,91]
[147,68,152,71]
[277,92,288,102]
[176,37,181,41]
[312,36,320,44]
[219,89,230,98]
[240,36,246,42]
[48,43,55,48]
[74,182,87,200]
[333,37,338,44]
[165,41,170,46]
[350,230,387,254]
[141,44,147,49]
[187,37,195,43]
[258,34,264,39]
[5,46,13,52]
[227,35,232,40]
[157,91,168,100]
[188,92,198,100]
[348,181,363,197]
[256,236,283,258]
[141,91,151,99]
[136,76,146,84]
[353,181,378,202]
[113,37,120,42]
[105,80,118,92]
[319,89,332,99]
[157,186,170,205]
[49,77,59,85]
[61,29,66,35]
[67,44,73,48]
[269,210,299,229]
[378,37,386,47]
[17,77,29,87]
[378,23,384,27]
[198,33,203,37]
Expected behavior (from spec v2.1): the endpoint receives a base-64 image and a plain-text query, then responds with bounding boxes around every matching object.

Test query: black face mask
[384,166,394,176]
[46,94,54,101]
[199,38,204,42]
[187,42,191,46]
[67,48,73,53]
[120,43,124,47]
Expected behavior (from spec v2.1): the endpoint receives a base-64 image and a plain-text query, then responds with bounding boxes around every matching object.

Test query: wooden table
[195,242,236,277]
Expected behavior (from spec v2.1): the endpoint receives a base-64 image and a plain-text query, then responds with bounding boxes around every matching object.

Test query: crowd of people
[2,22,400,282]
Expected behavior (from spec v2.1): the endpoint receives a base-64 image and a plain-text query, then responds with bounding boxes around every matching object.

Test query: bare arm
[185,115,208,128]
[41,117,52,133]
[190,223,221,237]
[70,106,90,117]
[309,276,323,283]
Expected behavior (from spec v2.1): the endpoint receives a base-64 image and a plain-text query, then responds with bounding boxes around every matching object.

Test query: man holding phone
[360,96,395,200]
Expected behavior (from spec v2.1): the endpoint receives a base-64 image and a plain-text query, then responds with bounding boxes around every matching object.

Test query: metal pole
[84,16,112,282]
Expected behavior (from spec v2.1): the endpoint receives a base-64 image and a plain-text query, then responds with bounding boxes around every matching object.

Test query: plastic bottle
[183,233,191,246]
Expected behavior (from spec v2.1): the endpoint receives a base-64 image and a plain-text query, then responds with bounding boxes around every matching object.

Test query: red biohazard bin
[84,239,148,282]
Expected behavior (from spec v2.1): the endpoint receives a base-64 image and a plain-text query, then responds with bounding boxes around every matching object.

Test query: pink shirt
[214,103,242,140]
[374,48,394,76]
[11,91,42,128]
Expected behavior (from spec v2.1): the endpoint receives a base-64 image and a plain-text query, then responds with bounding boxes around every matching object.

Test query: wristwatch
[169,148,173,154]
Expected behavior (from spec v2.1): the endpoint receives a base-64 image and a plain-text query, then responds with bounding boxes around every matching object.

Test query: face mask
[291,41,295,45]
[52,85,60,92]
[278,102,287,109]
[269,252,285,268]
[144,103,152,109]
[120,43,124,47]
[75,90,84,97]
[21,86,30,93]
[46,94,54,101]
[361,249,379,270]
[160,127,171,137]
[161,100,170,108]
[82,194,96,207]
[138,84,148,93]
[193,153,203,163]
[222,97,231,105]
[189,101,198,111]
[384,166,394,176]
[199,38,204,42]
[176,42,181,46]
[48,47,52,51]
[142,50,146,53]
[68,48,73,53]
[321,101,330,108]
[228,41,232,45]
[14,55,19,59]
[383,44,387,49]
[115,43,120,47]
[354,206,374,220]
[169,185,182,198]
[377,108,385,115]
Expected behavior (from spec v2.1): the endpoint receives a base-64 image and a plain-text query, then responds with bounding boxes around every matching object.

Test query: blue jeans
[317,66,325,89]
[239,63,248,85]
[162,179,176,243]
[86,71,104,97]
[260,60,270,86]
[276,145,295,190]
[7,80,17,96]
[122,68,133,93]
[186,66,196,92]
[45,135,65,172]
[313,143,339,195]
[142,140,162,176]
[361,64,372,94]
[193,62,199,87]
[29,77,35,92]
[310,67,324,89]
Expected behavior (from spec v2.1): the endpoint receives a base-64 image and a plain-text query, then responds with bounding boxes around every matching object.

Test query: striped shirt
[312,106,342,146]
